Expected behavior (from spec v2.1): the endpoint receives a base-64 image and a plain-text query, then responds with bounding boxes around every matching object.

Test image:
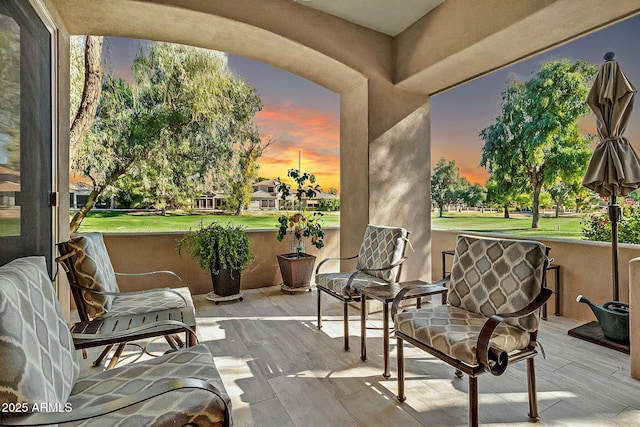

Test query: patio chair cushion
[0,257,79,411]
[357,225,408,282]
[107,286,194,317]
[448,235,546,332]
[66,232,120,318]
[315,271,388,297]
[67,344,230,426]
[394,304,531,366]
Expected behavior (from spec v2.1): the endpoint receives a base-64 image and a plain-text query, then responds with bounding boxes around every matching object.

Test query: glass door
[0,0,53,273]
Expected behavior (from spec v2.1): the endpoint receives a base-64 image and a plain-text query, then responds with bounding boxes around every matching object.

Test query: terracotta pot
[277,253,316,288]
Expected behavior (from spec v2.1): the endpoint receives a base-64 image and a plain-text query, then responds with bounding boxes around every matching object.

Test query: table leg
[555,267,561,316]
[416,297,422,309]
[383,301,390,378]
[361,294,367,361]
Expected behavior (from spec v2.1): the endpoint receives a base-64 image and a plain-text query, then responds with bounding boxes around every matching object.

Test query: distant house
[69,181,93,209]
[249,179,285,211]
[0,166,19,208]
[194,192,226,211]
[304,190,339,210]
[193,178,340,212]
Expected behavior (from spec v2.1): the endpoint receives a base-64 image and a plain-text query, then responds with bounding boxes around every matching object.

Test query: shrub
[319,198,340,212]
[581,204,640,244]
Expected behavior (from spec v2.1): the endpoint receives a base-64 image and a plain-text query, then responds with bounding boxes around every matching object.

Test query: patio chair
[392,234,552,427]
[316,224,410,350]
[0,256,231,427]
[57,232,195,366]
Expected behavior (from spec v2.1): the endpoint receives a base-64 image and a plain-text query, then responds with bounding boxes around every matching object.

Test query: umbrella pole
[609,196,621,301]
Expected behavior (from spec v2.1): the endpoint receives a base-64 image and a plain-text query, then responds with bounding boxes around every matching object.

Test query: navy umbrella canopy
[582,52,640,301]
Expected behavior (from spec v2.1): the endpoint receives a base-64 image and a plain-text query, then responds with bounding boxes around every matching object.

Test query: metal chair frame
[392,244,552,427]
[316,230,410,351]
[56,240,191,367]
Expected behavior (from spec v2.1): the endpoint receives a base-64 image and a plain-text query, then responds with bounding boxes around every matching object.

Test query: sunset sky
[103,13,640,192]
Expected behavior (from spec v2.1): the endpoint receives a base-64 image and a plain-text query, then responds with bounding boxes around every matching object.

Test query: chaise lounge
[0,256,231,426]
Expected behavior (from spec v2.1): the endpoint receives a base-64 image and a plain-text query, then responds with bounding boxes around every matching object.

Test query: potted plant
[276,167,325,290]
[177,221,254,302]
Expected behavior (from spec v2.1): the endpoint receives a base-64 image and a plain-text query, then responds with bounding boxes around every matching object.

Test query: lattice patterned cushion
[395,305,531,366]
[67,344,230,426]
[448,235,546,332]
[65,233,120,318]
[315,272,389,297]
[107,287,193,317]
[356,225,408,282]
[0,257,79,411]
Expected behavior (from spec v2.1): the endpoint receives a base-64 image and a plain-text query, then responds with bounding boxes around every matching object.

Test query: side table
[70,307,197,369]
[360,280,448,378]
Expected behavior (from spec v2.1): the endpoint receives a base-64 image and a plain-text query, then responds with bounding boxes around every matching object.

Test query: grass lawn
[74,209,587,240]
[74,211,341,233]
[432,211,585,240]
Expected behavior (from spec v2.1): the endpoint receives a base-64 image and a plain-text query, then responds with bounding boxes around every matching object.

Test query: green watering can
[577,295,629,343]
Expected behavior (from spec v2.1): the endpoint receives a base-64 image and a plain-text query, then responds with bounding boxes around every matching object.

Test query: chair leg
[469,376,479,427]
[527,358,541,422]
[397,337,406,402]
[92,344,114,367]
[165,335,179,350]
[317,288,322,329]
[343,300,349,351]
[186,325,197,347]
[172,333,185,348]
[106,343,127,370]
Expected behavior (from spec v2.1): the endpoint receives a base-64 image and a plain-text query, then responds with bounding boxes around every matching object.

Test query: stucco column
[368,79,431,281]
[630,258,640,380]
[339,82,369,266]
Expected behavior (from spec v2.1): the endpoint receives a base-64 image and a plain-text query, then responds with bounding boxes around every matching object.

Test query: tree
[69,36,103,160]
[227,136,273,215]
[547,182,570,218]
[70,43,262,231]
[460,181,486,208]
[431,158,464,217]
[484,177,523,218]
[0,17,20,170]
[480,59,597,228]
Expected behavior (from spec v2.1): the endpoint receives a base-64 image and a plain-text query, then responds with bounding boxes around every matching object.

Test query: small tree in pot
[178,222,254,301]
[276,167,325,290]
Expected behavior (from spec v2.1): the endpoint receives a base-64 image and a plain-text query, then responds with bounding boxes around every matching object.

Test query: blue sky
[432,14,640,183]
[101,13,640,189]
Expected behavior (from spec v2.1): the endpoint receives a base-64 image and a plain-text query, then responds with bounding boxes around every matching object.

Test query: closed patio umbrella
[582,52,640,301]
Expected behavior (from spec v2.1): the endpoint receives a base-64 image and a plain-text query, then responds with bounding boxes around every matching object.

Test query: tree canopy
[479,59,597,228]
[431,158,465,217]
[0,16,20,169]
[70,41,263,231]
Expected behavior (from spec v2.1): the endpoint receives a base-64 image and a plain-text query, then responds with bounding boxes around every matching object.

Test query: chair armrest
[0,378,230,427]
[476,287,553,376]
[71,319,198,346]
[315,255,358,274]
[390,276,450,320]
[115,270,184,286]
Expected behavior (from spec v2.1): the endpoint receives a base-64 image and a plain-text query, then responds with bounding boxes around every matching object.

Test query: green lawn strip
[74,211,340,233]
[75,210,586,240]
[431,212,584,240]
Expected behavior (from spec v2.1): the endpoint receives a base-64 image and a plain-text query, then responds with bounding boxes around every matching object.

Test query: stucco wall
[103,228,340,295]
[432,229,639,323]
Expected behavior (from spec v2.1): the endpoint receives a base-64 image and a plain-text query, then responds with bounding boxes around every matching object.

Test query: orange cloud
[256,102,340,191]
